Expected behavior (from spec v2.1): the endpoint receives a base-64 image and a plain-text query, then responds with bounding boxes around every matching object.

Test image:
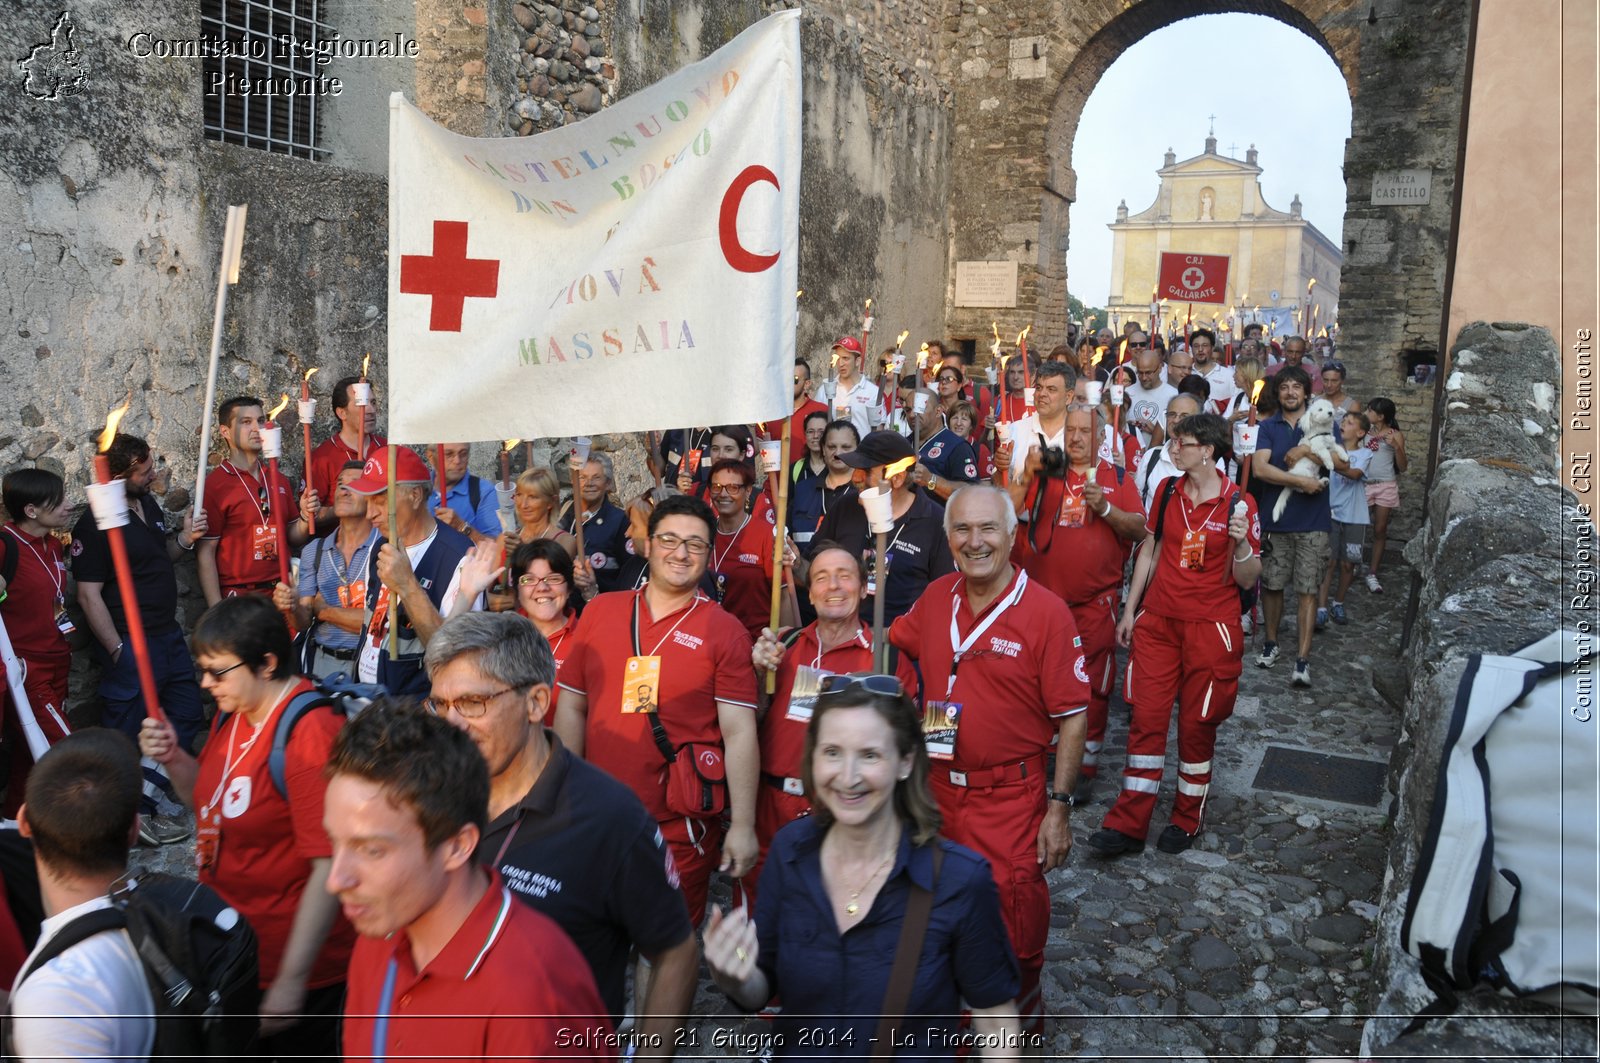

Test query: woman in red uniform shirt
[139,596,353,1061]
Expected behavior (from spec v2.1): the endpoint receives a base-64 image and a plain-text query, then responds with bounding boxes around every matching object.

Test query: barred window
[201,0,328,159]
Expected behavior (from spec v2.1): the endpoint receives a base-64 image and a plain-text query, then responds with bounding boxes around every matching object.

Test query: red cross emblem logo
[1182,266,1205,289]
[399,220,500,332]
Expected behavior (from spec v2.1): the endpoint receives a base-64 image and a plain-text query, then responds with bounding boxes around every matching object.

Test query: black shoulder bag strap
[872,843,945,1059]
[467,474,482,512]
[16,907,128,986]
[632,592,678,765]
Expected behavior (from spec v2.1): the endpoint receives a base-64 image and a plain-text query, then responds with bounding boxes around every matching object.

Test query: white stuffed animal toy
[1271,397,1348,522]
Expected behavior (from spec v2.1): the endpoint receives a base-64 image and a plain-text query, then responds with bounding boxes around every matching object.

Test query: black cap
[840,430,917,470]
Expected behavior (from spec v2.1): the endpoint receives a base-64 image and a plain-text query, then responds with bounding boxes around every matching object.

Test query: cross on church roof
[1229,141,1237,157]
[1208,113,1216,136]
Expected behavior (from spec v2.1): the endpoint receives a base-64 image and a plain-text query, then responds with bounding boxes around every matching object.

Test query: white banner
[387,10,800,444]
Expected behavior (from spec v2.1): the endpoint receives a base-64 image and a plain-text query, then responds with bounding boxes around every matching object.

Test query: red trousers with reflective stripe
[1102,612,1242,840]
[659,815,724,929]
[1067,592,1119,780]
[932,773,1047,1036]
[3,653,72,817]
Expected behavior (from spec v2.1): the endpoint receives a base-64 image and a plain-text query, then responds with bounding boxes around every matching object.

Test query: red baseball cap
[347,447,434,495]
[832,336,863,355]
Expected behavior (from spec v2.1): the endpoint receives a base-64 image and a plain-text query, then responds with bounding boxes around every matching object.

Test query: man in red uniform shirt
[745,542,917,901]
[764,357,828,446]
[705,460,787,641]
[554,494,759,927]
[1089,412,1262,858]
[1010,403,1147,796]
[198,396,314,604]
[327,702,610,1061]
[889,484,1089,1035]
[307,375,386,528]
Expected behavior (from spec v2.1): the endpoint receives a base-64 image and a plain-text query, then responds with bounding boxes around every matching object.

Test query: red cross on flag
[1157,252,1230,305]
[386,10,800,444]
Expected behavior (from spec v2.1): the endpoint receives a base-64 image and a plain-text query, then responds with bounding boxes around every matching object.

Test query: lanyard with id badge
[227,463,279,561]
[927,571,1030,760]
[1178,492,1229,572]
[6,528,75,635]
[623,591,701,714]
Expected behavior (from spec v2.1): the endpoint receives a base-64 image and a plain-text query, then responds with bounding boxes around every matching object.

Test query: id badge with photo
[685,449,703,475]
[251,524,278,561]
[339,579,368,611]
[923,700,962,760]
[786,666,830,723]
[622,655,662,713]
[1058,493,1087,528]
[54,601,76,636]
[195,806,222,873]
[1180,529,1206,571]
[367,587,390,643]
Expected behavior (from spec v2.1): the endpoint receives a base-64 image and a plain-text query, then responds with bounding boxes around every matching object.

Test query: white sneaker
[1366,573,1383,594]
[1241,611,1255,636]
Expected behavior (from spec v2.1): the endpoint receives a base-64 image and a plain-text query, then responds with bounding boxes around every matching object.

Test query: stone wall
[1362,322,1597,1060]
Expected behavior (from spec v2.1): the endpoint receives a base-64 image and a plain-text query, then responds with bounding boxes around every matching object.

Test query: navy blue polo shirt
[790,478,857,548]
[70,493,180,635]
[813,490,954,623]
[476,733,694,1023]
[754,817,1019,1059]
[559,499,629,591]
[1255,411,1332,533]
[918,428,979,485]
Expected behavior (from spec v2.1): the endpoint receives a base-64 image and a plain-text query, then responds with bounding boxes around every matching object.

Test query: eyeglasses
[517,574,567,590]
[651,532,711,556]
[708,483,749,496]
[1129,342,1149,349]
[1173,440,1210,451]
[198,661,247,682]
[818,673,904,699]
[423,686,519,719]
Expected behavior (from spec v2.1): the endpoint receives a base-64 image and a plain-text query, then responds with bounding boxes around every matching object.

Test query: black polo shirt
[476,733,694,1022]
[813,490,954,623]
[70,492,180,635]
[558,499,630,592]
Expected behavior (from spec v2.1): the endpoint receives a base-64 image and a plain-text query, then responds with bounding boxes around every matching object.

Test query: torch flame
[360,353,371,379]
[504,438,521,450]
[865,298,872,310]
[1016,325,1031,345]
[268,393,291,423]
[98,401,130,453]
[796,289,804,298]
[895,330,910,349]
[1307,278,1317,293]
[884,456,916,478]
[1250,379,1265,403]
[1091,347,1106,368]
[304,366,319,383]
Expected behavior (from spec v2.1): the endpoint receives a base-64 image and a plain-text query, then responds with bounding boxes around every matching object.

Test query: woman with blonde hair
[509,466,577,555]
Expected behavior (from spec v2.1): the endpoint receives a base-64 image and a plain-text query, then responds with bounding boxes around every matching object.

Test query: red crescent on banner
[719,165,781,273]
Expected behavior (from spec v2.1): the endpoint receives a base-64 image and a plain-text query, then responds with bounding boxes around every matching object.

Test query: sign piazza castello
[1106,136,1341,335]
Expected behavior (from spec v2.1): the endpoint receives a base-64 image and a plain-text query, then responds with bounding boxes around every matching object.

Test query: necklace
[841,847,897,917]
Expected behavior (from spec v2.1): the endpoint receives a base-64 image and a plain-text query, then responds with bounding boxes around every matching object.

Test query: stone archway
[943,0,1472,536]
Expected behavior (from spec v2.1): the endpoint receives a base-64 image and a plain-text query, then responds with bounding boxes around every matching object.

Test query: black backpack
[12,872,261,1061]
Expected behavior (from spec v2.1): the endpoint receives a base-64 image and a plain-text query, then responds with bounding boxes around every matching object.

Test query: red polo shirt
[342,872,612,1063]
[560,590,756,821]
[712,509,776,641]
[539,609,579,729]
[764,399,828,446]
[994,392,1030,426]
[0,526,70,663]
[201,460,297,591]
[192,679,354,988]
[308,432,386,512]
[761,624,918,779]
[889,568,1088,771]
[1013,461,1144,605]
[1142,474,1261,623]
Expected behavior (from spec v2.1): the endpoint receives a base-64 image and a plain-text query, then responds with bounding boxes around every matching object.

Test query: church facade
[1105,136,1342,340]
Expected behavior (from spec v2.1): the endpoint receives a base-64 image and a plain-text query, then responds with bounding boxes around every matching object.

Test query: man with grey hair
[559,454,629,593]
[891,483,1090,1037]
[1011,403,1145,799]
[424,610,698,1040]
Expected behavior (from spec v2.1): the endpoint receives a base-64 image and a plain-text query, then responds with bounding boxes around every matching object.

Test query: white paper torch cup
[913,393,929,414]
[1237,425,1259,452]
[1024,387,1036,407]
[87,480,130,530]
[259,425,283,459]
[297,399,316,423]
[1110,384,1126,405]
[1083,381,1103,405]
[759,441,783,475]
[570,436,592,467]
[860,485,895,534]
[352,382,372,406]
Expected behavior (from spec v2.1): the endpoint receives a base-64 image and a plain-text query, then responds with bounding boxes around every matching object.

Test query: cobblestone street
[687,557,1412,1060]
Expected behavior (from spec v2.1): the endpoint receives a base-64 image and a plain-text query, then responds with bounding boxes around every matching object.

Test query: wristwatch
[1046,790,1073,807]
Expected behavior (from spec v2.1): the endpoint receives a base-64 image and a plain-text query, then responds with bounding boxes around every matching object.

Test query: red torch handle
[95,456,167,727]
[269,455,292,588]
[301,423,316,536]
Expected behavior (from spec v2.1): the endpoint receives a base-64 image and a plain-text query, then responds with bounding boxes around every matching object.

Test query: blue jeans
[97,626,206,750]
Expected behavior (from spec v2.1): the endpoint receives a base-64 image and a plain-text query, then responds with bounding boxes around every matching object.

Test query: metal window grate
[201,0,329,159]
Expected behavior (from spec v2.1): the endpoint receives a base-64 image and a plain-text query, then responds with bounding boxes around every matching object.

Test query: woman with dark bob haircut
[703,675,1024,1058]
[139,595,354,1061]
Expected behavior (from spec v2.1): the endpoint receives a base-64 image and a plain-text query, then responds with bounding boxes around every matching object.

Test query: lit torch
[1240,378,1267,491]
[860,299,874,373]
[86,402,167,726]
[888,330,910,422]
[355,353,372,459]
[1017,326,1033,409]
[299,367,319,535]
[262,394,294,590]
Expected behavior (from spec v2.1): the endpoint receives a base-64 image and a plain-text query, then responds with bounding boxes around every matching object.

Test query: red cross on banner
[399,220,500,332]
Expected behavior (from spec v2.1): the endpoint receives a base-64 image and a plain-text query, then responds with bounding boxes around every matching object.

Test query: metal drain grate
[1251,746,1388,807]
